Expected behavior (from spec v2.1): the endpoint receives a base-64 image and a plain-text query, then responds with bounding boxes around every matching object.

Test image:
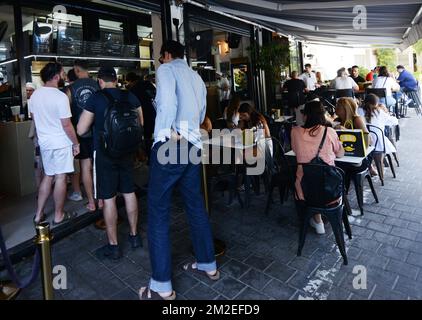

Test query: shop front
[0,0,161,252]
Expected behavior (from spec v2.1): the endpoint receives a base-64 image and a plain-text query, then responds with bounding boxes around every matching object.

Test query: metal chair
[296,164,351,265]
[264,137,295,215]
[335,89,354,99]
[367,124,396,186]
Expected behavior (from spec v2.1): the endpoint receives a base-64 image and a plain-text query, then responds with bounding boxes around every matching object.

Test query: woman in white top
[363,93,398,154]
[223,94,241,128]
[372,66,400,109]
[331,67,359,91]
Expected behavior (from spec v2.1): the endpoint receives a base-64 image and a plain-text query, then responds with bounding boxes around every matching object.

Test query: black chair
[335,89,354,99]
[384,125,400,167]
[343,163,379,216]
[264,137,295,215]
[296,164,352,265]
[404,86,422,116]
[365,88,387,100]
[367,124,396,186]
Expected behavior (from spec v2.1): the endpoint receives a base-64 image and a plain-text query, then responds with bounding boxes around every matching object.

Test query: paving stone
[172,273,200,295]
[390,226,418,240]
[220,259,251,279]
[263,262,296,282]
[367,221,392,234]
[372,232,400,247]
[243,254,274,271]
[262,279,297,300]
[378,244,410,261]
[212,276,247,299]
[234,287,270,300]
[406,252,422,268]
[385,259,419,280]
[184,282,219,300]
[239,269,272,291]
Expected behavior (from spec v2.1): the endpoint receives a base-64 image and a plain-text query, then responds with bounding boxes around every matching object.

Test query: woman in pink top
[291,100,344,234]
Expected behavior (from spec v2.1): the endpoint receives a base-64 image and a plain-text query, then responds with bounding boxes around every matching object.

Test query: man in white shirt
[299,63,319,91]
[217,72,231,113]
[332,67,359,92]
[29,62,80,225]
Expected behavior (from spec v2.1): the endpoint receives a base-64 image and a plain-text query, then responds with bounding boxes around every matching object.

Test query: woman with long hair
[363,93,398,154]
[223,94,241,128]
[335,97,369,144]
[372,66,400,109]
[291,100,344,234]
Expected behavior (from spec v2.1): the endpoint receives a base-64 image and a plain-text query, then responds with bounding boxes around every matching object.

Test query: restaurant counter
[0,120,36,196]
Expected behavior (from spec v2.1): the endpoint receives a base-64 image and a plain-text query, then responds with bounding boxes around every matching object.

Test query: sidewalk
[8,110,422,300]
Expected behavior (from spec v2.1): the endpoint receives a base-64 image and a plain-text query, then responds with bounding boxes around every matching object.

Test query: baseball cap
[98,66,117,80]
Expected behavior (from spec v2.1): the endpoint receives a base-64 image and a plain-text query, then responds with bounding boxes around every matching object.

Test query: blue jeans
[147,140,216,293]
[379,96,396,109]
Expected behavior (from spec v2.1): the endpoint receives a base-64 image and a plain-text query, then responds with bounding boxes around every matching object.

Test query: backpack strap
[316,126,328,158]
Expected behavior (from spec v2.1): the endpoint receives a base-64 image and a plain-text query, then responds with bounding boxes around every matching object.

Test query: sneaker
[310,218,325,235]
[95,244,121,260]
[128,234,143,249]
[68,192,83,201]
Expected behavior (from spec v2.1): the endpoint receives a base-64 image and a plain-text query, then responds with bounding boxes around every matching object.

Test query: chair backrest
[335,89,354,99]
[366,123,385,153]
[270,136,295,180]
[212,118,228,130]
[366,88,387,99]
[299,162,345,208]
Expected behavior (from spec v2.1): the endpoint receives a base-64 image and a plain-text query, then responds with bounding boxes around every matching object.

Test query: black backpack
[300,126,343,207]
[100,90,144,158]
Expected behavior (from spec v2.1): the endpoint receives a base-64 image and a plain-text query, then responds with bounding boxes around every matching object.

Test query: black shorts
[93,149,135,200]
[75,137,93,160]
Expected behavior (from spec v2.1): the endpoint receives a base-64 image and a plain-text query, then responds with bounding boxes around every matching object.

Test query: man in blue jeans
[139,41,219,300]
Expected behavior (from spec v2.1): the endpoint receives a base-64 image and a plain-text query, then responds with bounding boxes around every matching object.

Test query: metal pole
[201,162,210,214]
[34,222,54,300]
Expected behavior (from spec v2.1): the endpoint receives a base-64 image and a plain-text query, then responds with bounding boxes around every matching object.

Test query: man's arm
[155,65,177,139]
[137,106,144,126]
[61,118,79,156]
[77,110,94,136]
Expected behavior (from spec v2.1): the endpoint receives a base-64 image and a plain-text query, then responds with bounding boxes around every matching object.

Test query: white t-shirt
[333,76,358,90]
[368,109,398,153]
[299,72,318,91]
[29,87,72,150]
[218,77,231,101]
[372,76,400,97]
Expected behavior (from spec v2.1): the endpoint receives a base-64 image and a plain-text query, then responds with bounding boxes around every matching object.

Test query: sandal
[182,262,220,281]
[139,287,176,300]
[33,213,46,226]
[53,211,77,226]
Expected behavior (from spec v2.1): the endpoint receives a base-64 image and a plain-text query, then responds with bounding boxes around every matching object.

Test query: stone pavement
[9,110,422,300]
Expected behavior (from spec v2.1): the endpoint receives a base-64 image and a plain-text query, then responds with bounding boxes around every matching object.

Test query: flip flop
[33,213,46,226]
[53,211,77,226]
[138,287,176,300]
[182,262,220,281]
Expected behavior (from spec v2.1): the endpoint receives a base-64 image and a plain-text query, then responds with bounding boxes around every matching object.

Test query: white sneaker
[68,192,83,201]
[309,218,325,235]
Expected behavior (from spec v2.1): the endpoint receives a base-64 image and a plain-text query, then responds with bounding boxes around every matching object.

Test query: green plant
[358,66,369,79]
[374,48,397,71]
[248,42,290,85]
[413,39,422,55]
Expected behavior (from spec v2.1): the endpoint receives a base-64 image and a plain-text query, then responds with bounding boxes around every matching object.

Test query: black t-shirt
[350,75,365,84]
[283,79,306,108]
[85,88,141,151]
[129,80,156,139]
[69,78,100,126]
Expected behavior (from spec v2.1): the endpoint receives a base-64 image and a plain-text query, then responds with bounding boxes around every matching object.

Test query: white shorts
[41,146,74,176]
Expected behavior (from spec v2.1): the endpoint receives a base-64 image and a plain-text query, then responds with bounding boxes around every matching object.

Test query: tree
[413,39,422,55]
[374,48,396,71]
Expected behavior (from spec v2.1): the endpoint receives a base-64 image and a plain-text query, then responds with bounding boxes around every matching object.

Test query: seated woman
[372,66,400,109]
[334,97,373,176]
[223,94,241,128]
[238,102,272,156]
[291,100,345,235]
[363,93,398,155]
[331,67,359,92]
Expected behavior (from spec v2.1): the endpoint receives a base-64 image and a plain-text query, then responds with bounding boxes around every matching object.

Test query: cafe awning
[197,0,422,49]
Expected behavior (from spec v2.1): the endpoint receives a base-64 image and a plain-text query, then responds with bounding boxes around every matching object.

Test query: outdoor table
[200,133,259,256]
[284,145,375,166]
[274,116,294,123]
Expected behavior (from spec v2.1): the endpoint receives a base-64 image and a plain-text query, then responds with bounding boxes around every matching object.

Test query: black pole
[161,0,172,42]
[13,0,27,108]
[183,3,191,66]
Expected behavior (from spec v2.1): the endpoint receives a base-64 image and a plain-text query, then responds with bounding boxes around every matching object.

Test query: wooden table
[274,116,294,123]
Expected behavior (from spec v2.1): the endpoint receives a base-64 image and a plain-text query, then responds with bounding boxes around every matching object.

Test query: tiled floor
[6,110,422,300]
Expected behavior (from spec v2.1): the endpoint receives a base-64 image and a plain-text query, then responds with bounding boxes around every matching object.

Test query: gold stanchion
[34,222,54,300]
[0,281,20,300]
